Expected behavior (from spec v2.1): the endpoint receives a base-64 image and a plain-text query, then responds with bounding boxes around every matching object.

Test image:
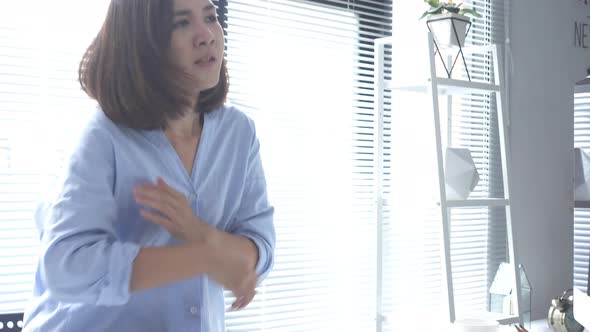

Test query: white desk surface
[443,319,555,331]
[498,319,587,331]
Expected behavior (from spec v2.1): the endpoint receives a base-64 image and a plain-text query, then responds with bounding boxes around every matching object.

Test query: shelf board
[385,77,500,96]
[445,198,509,208]
[575,200,590,208]
[375,36,496,56]
[436,77,501,94]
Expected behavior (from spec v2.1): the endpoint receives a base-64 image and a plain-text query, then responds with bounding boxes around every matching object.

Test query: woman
[23,0,275,330]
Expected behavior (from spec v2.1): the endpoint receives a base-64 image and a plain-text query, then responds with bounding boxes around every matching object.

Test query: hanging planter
[420,0,481,48]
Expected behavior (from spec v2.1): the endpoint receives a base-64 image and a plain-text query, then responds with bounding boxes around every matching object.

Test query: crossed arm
[130,181,260,309]
[42,177,271,309]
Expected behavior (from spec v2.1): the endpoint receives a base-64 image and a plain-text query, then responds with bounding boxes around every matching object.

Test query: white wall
[509,0,590,320]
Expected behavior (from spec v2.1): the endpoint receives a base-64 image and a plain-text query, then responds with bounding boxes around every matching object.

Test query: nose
[194,27,215,48]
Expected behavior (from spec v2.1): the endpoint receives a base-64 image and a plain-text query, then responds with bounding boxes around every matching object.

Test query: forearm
[130,221,258,294]
[209,226,259,273]
[130,242,211,292]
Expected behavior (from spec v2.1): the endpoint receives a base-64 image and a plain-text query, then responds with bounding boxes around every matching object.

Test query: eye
[205,15,217,23]
[173,19,190,29]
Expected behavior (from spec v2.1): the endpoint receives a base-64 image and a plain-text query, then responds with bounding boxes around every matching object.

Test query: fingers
[157,178,184,200]
[231,290,256,310]
[134,178,203,242]
[230,275,258,310]
[135,193,177,219]
[135,186,178,209]
[134,178,184,218]
[140,209,175,231]
[231,296,245,310]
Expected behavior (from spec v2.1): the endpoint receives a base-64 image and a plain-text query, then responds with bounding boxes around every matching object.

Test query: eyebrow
[173,4,215,17]
[173,10,191,17]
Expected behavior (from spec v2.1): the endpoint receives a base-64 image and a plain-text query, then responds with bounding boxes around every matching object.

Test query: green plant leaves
[420,0,481,20]
[420,4,444,19]
[424,0,440,7]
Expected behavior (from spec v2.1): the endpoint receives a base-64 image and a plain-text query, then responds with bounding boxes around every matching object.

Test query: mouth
[195,56,216,65]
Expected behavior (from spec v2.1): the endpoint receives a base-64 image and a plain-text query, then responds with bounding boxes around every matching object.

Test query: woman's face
[169,0,224,93]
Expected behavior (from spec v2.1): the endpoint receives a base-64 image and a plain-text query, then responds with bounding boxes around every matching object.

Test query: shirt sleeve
[229,124,276,283]
[37,121,140,306]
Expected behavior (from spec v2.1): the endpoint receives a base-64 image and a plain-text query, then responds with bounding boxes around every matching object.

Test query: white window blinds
[220,0,391,330]
[448,0,508,319]
[0,1,108,314]
[574,88,590,294]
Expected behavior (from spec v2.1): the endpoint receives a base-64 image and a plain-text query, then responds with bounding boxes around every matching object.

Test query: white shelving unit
[374,32,521,326]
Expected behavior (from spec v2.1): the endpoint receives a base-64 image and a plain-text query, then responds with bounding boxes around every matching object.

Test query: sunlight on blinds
[0,0,109,313]
[222,0,390,330]
[574,91,590,293]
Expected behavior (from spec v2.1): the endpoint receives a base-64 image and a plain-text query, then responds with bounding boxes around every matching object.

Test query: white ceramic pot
[427,12,470,48]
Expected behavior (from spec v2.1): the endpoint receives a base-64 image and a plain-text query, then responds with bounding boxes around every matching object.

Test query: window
[574,87,590,294]
[0,0,509,331]
[220,1,391,330]
[0,1,109,313]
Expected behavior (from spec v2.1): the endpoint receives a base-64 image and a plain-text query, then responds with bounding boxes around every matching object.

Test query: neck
[165,94,203,139]
[165,110,202,140]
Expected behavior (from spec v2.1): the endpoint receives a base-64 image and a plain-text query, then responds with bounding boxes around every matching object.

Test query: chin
[199,78,221,91]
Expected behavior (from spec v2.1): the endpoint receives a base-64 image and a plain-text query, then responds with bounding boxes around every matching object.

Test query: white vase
[427,13,470,48]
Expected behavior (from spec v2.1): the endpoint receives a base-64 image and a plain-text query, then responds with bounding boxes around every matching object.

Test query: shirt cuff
[238,233,271,281]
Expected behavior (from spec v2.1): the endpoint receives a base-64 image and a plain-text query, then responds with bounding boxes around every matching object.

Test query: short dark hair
[79,0,229,130]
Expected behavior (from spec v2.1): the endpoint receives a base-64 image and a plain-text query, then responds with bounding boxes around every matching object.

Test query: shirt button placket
[187,192,199,215]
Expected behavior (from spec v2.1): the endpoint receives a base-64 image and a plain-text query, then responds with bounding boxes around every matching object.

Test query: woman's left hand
[134,178,208,243]
[230,289,256,311]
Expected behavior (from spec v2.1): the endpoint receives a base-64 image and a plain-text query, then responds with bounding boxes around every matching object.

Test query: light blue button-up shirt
[23,105,275,332]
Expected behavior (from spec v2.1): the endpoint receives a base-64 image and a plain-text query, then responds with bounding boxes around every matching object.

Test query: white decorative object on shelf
[420,1,481,50]
[574,147,590,201]
[489,262,514,317]
[427,13,470,48]
[445,147,480,200]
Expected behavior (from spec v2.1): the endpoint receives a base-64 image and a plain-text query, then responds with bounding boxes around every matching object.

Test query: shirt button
[189,306,199,315]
